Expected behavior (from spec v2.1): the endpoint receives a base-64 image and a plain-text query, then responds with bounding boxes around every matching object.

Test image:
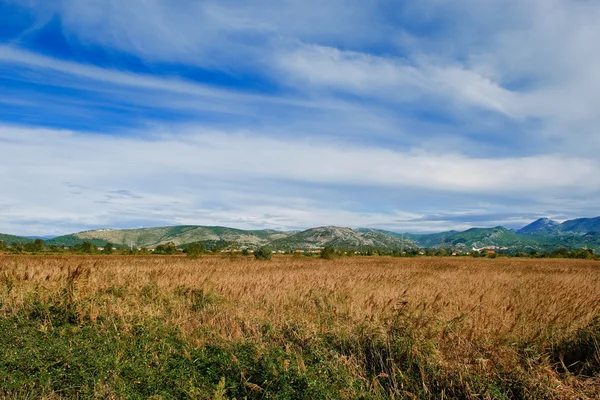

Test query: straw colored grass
[1,255,599,399]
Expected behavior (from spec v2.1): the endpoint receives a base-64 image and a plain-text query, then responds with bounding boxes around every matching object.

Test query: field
[0,255,599,399]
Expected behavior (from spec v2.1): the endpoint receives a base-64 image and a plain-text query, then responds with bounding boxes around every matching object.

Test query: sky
[1,0,600,236]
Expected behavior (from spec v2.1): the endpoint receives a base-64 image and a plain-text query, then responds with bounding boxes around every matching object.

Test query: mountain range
[1,216,600,252]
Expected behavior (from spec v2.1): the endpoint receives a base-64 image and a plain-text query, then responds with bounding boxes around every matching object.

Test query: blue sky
[1,0,600,235]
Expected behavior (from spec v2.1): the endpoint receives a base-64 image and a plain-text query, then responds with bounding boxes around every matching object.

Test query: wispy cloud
[1,124,599,235]
[1,0,600,235]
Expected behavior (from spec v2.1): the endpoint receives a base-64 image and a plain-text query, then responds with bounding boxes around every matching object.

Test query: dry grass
[1,254,599,398]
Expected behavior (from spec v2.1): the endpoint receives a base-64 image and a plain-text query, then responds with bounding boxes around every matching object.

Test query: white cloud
[3,125,597,193]
[1,124,599,235]
[278,44,518,115]
[3,0,600,234]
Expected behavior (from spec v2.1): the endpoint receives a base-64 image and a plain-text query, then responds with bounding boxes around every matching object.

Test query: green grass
[0,299,365,399]
[1,295,586,399]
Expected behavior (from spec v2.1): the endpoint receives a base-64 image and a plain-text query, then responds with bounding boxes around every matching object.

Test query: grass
[0,255,599,399]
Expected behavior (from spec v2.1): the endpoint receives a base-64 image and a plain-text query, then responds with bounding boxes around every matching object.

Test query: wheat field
[1,255,599,399]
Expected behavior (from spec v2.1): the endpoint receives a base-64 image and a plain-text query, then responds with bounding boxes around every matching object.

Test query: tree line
[0,239,597,260]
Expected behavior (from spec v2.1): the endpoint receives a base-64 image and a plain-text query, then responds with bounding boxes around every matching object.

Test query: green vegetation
[320,246,337,260]
[253,246,272,260]
[0,233,32,245]
[0,301,359,399]
[65,226,292,249]
[47,234,109,248]
[185,242,206,259]
[154,242,178,255]
[406,227,538,249]
[4,220,600,256]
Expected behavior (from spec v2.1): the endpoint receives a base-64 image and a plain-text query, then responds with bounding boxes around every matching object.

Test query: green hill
[558,217,600,234]
[64,226,292,248]
[269,226,416,251]
[404,227,540,251]
[46,235,110,248]
[529,232,600,252]
[0,233,32,245]
[6,218,600,253]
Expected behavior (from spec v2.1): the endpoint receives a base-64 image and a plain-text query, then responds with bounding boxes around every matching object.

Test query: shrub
[320,246,336,260]
[254,246,272,260]
[102,243,114,254]
[155,242,177,255]
[185,243,205,259]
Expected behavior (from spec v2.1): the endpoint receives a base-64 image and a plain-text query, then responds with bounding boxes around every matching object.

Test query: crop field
[0,255,599,399]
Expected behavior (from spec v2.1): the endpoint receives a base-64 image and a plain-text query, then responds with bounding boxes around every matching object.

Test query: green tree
[320,246,336,260]
[254,246,272,260]
[155,242,177,255]
[81,241,95,254]
[10,242,23,253]
[103,243,114,254]
[33,238,45,252]
[186,242,205,259]
[0,240,5,251]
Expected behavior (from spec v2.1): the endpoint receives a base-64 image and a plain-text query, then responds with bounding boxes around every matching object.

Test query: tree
[186,242,205,259]
[155,242,177,255]
[254,246,272,260]
[31,238,45,252]
[23,239,42,253]
[320,246,336,260]
[103,243,114,254]
[81,241,94,254]
[10,242,23,253]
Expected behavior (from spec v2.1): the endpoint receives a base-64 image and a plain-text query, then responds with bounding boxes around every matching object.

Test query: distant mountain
[5,216,600,253]
[269,226,416,251]
[407,227,538,250]
[558,217,600,234]
[517,216,600,237]
[0,233,32,245]
[535,232,600,251]
[25,235,57,240]
[517,218,560,235]
[49,226,293,248]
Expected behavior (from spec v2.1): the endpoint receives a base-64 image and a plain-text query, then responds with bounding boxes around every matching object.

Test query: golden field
[0,254,599,399]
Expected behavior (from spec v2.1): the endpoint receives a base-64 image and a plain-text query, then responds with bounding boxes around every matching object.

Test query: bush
[254,247,272,260]
[155,242,177,255]
[102,243,114,254]
[185,243,205,259]
[320,246,336,260]
[80,241,95,254]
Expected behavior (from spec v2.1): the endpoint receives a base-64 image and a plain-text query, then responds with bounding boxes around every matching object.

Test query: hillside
[558,217,600,234]
[407,227,539,250]
[0,233,32,245]
[61,226,292,248]
[269,226,416,251]
[6,216,600,252]
[519,216,600,236]
[517,218,560,235]
[46,235,110,248]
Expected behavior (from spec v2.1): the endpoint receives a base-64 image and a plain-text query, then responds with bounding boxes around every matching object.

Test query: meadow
[0,255,598,399]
